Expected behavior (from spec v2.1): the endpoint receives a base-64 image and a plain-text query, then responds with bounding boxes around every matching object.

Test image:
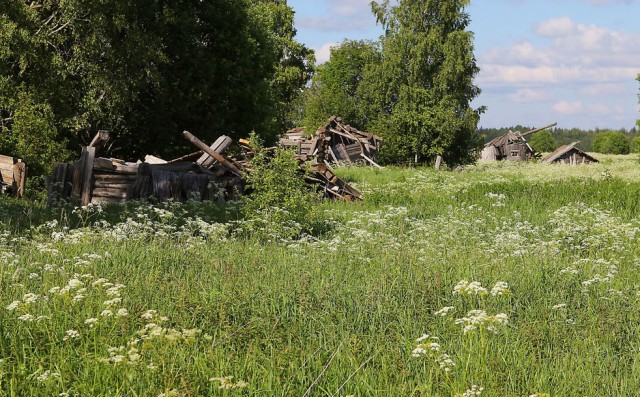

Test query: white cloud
[508,88,551,103]
[535,17,577,37]
[552,101,584,115]
[580,83,627,96]
[314,42,338,64]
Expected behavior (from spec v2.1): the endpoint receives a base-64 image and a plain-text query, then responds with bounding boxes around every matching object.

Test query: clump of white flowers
[411,334,455,372]
[456,385,484,397]
[434,306,455,317]
[455,310,509,334]
[490,281,511,296]
[210,376,249,390]
[453,280,488,296]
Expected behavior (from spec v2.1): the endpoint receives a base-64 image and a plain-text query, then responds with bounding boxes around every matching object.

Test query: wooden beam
[81,146,96,205]
[183,131,242,176]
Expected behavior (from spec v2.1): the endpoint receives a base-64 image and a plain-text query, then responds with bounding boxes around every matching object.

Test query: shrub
[529,130,557,153]
[591,131,630,154]
[241,134,320,240]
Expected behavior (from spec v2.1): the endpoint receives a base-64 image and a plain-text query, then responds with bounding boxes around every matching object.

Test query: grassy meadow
[2,154,640,396]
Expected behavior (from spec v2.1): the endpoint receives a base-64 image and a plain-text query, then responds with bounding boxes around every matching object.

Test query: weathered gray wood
[92,187,128,199]
[183,131,242,176]
[91,196,126,205]
[93,173,137,183]
[435,155,442,170]
[197,135,233,167]
[89,130,110,153]
[72,149,89,198]
[360,153,382,169]
[93,181,134,190]
[144,155,167,164]
[81,146,96,205]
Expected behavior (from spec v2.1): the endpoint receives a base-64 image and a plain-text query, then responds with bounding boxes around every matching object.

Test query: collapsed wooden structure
[481,123,557,162]
[280,116,383,167]
[0,155,26,197]
[542,142,598,165]
[47,129,362,206]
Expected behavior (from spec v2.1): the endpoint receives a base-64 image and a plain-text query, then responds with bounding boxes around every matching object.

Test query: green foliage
[3,158,640,395]
[632,136,640,154]
[365,0,485,166]
[302,40,381,131]
[242,134,320,240]
[0,0,311,173]
[529,130,557,153]
[591,130,631,154]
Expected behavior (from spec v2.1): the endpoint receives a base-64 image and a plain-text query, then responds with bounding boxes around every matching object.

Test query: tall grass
[1,155,640,396]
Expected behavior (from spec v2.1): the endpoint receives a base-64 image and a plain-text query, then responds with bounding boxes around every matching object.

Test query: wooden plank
[144,155,167,164]
[88,130,110,153]
[91,196,126,205]
[360,153,383,169]
[92,187,128,199]
[72,149,89,198]
[93,173,137,183]
[93,161,138,174]
[0,169,12,183]
[168,150,204,164]
[93,181,134,190]
[183,131,242,176]
[197,135,233,167]
[0,155,16,166]
[149,162,199,173]
[334,144,352,165]
[81,147,96,205]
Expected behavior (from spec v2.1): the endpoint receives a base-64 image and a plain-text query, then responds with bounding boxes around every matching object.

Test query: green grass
[1,155,640,396]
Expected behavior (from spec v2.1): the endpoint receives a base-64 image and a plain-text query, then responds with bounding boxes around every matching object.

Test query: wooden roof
[541,142,599,163]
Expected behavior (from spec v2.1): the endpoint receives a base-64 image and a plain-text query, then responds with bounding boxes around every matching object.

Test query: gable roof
[542,142,599,163]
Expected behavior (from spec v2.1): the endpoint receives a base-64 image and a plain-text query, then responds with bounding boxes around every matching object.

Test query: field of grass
[1,154,640,396]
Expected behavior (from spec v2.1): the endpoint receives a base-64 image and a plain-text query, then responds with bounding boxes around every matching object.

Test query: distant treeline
[477,126,640,152]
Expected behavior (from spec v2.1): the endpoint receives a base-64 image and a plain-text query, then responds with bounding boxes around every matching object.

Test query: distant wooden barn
[480,123,557,162]
[0,155,26,197]
[481,131,536,162]
[541,142,598,165]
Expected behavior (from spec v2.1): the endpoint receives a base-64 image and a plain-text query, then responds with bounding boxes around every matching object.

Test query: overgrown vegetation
[0,0,313,172]
[2,155,640,396]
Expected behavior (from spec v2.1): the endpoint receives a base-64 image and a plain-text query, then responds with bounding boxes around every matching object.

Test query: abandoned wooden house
[47,130,363,206]
[280,116,383,167]
[541,142,599,165]
[0,154,26,197]
[480,123,557,162]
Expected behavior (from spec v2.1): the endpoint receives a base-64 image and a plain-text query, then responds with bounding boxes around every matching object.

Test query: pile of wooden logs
[0,155,26,197]
[47,129,362,206]
[280,116,383,168]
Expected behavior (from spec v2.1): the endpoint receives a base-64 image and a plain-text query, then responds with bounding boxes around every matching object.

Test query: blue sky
[288,0,640,130]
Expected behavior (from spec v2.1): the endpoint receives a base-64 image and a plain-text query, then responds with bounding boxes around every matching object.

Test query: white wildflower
[84,317,98,327]
[116,308,129,317]
[453,280,488,296]
[490,281,511,296]
[434,306,455,316]
[18,313,35,322]
[6,300,21,311]
[63,329,80,341]
[552,303,567,310]
[101,309,114,317]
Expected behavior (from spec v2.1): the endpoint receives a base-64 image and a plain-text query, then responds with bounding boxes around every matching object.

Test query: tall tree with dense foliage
[302,40,381,132]
[0,0,310,176]
[591,131,631,154]
[529,130,557,153]
[365,0,485,165]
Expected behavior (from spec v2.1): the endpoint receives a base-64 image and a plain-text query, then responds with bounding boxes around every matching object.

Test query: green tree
[253,0,315,134]
[0,0,309,175]
[529,130,557,153]
[632,136,640,154]
[366,0,485,165]
[302,40,381,132]
[591,131,631,154]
